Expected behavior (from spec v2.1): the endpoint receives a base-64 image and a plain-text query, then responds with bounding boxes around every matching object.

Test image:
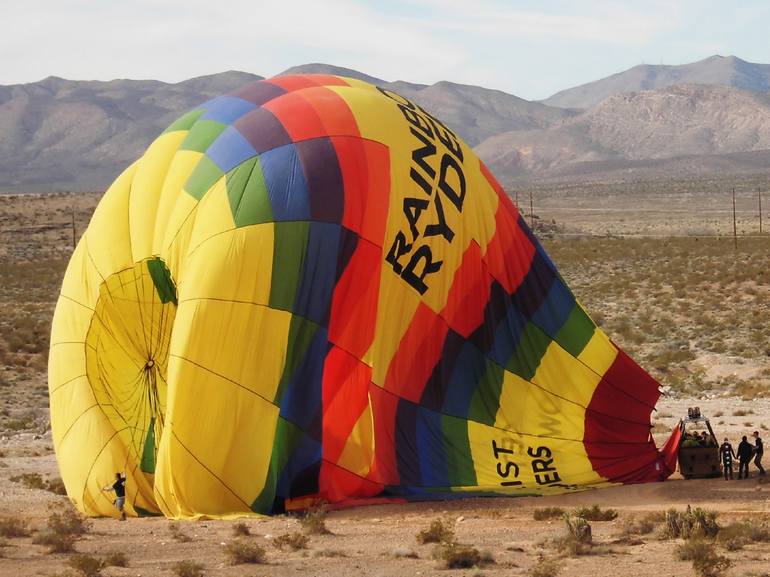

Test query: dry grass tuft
[662,506,719,539]
[273,532,309,551]
[33,506,90,554]
[533,507,564,521]
[298,500,331,535]
[102,550,129,567]
[169,522,192,542]
[173,560,205,577]
[67,553,103,577]
[416,518,455,544]
[528,554,563,577]
[572,505,618,521]
[225,539,267,565]
[231,522,250,537]
[0,516,29,538]
[432,541,485,569]
[674,539,731,577]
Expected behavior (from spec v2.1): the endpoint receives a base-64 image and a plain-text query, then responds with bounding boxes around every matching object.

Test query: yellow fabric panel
[532,341,603,408]
[578,326,618,377]
[128,131,187,261]
[154,356,279,517]
[168,299,291,404]
[161,192,199,283]
[152,144,199,255]
[58,240,105,311]
[181,224,274,306]
[336,402,374,478]
[84,162,136,276]
[186,176,235,257]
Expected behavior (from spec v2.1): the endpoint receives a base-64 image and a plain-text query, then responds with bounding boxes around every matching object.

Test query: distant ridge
[544,55,770,109]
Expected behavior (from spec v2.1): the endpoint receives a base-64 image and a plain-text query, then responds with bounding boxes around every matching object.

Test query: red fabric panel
[298,86,361,137]
[263,92,327,142]
[479,159,519,216]
[333,137,390,244]
[383,303,448,403]
[321,346,372,463]
[318,461,383,504]
[328,239,382,359]
[442,242,492,338]
[660,422,682,476]
[367,384,400,486]
[483,204,534,294]
[605,347,662,409]
[266,75,324,92]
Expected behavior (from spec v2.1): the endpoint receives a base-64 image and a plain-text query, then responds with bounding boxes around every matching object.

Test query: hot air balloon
[48,74,672,519]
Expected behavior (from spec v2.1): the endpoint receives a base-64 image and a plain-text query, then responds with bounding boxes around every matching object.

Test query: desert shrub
[231,522,250,536]
[619,512,661,536]
[102,550,129,567]
[0,538,8,557]
[225,539,267,564]
[528,555,563,577]
[10,472,46,489]
[173,560,205,577]
[169,522,192,542]
[664,506,719,539]
[273,532,309,550]
[433,541,482,569]
[716,520,770,550]
[573,505,618,521]
[298,500,331,535]
[32,530,77,553]
[67,553,103,577]
[533,507,564,520]
[557,515,593,556]
[674,540,731,577]
[416,518,455,544]
[45,477,68,495]
[48,507,90,536]
[0,516,29,538]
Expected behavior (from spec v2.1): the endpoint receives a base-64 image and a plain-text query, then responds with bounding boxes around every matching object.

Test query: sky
[2,0,770,100]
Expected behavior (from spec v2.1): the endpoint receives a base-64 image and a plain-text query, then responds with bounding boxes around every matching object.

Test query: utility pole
[732,187,737,250]
[759,186,763,235]
[529,189,535,231]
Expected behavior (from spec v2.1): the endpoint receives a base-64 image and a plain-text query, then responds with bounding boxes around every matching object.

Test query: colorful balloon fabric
[49,75,669,519]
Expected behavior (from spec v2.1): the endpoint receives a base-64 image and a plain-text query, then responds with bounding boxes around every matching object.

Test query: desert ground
[1,180,769,577]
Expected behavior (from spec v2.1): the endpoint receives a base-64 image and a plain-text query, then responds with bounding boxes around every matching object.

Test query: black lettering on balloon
[423,192,454,242]
[403,197,430,240]
[401,245,442,295]
[438,154,466,211]
[385,231,412,274]
[410,128,437,180]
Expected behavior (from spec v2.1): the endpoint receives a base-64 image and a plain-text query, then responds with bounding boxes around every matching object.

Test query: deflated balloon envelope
[48,74,667,519]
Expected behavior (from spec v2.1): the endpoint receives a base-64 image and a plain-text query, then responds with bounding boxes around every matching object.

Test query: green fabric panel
[163,109,204,134]
[139,417,156,474]
[251,417,304,514]
[147,257,177,305]
[269,222,310,312]
[442,414,477,487]
[226,157,273,227]
[133,505,162,517]
[179,119,227,152]
[555,305,596,357]
[274,315,319,405]
[467,360,505,426]
[184,156,224,200]
[506,322,551,381]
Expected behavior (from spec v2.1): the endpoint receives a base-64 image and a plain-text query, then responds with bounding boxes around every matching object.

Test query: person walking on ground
[753,431,765,476]
[737,436,754,479]
[102,472,127,520]
[719,437,736,480]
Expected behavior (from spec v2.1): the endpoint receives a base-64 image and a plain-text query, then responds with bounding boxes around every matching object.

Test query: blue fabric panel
[279,327,328,438]
[416,408,449,487]
[294,222,341,326]
[259,144,311,221]
[206,126,257,172]
[489,300,528,367]
[532,279,576,338]
[442,342,487,417]
[200,95,257,125]
[295,138,344,223]
[510,248,556,319]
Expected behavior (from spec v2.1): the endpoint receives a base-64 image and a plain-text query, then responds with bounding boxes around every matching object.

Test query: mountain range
[1,55,769,191]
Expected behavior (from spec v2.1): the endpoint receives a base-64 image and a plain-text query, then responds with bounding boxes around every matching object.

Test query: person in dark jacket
[102,472,127,520]
[737,436,754,479]
[719,438,736,480]
[753,431,765,476]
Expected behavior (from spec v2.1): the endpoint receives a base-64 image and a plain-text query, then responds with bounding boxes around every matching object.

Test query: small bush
[416,518,455,544]
[298,500,331,535]
[169,522,192,542]
[533,507,564,521]
[433,541,482,569]
[273,532,309,550]
[619,512,661,536]
[674,540,731,577]
[68,554,103,577]
[716,520,770,549]
[10,472,46,490]
[231,522,250,536]
[528,555,563,577]
[48,507,90,536]
[0,516,29,538]
[45,477,68,495]
[33,529,78,553]
[664,506,719,539]
[102,550,128,567]
[573,505,618,521]
[557,516,593,556]
[173,560,205,577]
[225,539,267,564]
